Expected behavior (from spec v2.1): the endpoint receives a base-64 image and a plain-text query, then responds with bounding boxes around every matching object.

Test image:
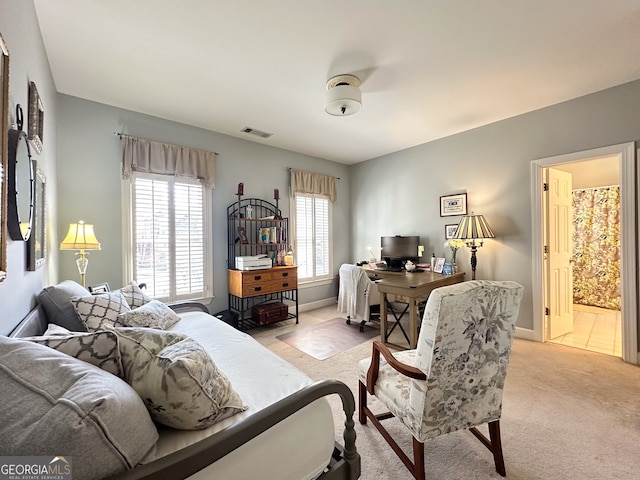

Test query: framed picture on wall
[445,224,458,239]
[27,161,46,271]
[0,32,9,283]
[440,193,467,217]
[28,81,44,154]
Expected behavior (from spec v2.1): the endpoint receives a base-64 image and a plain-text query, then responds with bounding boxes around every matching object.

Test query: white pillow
[70,291,131,331]
[43,323,72,336]
[107,326,247,430]
[118,281,153,308]
[117,300,181,330]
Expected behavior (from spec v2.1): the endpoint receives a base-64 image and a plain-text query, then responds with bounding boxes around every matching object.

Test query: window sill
[297,278,334,289]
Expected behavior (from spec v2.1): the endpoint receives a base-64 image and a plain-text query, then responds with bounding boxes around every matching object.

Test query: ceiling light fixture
[325,74,362,116]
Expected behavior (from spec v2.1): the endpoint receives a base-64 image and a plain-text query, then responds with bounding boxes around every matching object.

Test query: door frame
[531,142,637,364]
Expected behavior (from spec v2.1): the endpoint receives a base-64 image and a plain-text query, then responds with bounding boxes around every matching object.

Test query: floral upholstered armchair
[358,280,524,479]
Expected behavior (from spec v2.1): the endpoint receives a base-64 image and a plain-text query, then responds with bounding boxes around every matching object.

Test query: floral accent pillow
[24,330,123,377]
[107,326,247,430]
[117,300,181,330]
[118,282,153,309]
[70,291,131,331]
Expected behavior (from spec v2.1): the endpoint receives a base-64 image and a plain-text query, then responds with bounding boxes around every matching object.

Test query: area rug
[276,317,379,360]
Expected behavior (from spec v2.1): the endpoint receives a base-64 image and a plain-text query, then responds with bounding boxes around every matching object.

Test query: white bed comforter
[141,312,335,480]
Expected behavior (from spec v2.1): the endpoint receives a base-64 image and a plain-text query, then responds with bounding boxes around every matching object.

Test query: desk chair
[338,264,380,331]
[358,280,524,479]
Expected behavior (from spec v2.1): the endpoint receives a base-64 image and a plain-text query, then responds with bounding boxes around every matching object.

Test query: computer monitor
[381,235,420,269]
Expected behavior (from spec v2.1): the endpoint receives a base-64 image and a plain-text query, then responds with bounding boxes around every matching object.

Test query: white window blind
[130,174,210,301]
[294,193,331,281]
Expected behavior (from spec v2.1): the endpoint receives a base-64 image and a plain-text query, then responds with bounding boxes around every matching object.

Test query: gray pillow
[38,280,91,331]
[0,336,158,480]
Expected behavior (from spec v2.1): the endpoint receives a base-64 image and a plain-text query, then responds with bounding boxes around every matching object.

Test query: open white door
[546,167,574,339]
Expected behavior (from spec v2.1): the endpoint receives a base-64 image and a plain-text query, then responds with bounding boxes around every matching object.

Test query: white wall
[0,0,58,334]
[351,79,640,333]
[56,95,351,315]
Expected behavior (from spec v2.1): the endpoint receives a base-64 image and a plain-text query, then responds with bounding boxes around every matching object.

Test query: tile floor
[548,304,621,357]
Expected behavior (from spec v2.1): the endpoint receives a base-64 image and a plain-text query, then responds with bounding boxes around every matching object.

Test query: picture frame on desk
[440,193,467,217]
[433,257,446,273]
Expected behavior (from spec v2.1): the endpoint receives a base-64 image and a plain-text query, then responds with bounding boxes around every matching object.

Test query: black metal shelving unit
[227,197,298,330]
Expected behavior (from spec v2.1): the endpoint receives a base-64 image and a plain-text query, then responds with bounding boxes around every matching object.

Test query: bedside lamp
[60,220,101,287]
[453,213,495,280]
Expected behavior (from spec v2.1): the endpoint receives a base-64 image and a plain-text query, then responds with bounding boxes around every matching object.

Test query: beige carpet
[275,317,378,360]
[250,305,640,480]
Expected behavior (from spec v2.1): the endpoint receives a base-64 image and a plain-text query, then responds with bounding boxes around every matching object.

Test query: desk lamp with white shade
[60,220,101,287]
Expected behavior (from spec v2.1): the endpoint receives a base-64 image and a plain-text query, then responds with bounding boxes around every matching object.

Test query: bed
[2,282,360,480]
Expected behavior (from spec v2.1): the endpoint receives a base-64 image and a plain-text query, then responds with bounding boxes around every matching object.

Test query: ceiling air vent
[241,127,273,139]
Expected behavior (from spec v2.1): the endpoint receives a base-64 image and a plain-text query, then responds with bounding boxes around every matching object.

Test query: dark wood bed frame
[9,302,361,480]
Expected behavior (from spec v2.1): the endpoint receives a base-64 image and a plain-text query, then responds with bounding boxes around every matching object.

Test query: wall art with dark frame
[444,224,459,239]
[0,32,9,283]
[440,192,468,217]
[28,81,43,154]
[27,160,46,271]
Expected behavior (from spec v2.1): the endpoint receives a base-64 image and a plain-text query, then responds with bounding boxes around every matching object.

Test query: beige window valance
[289,168,337,202]
[121,134,217,189]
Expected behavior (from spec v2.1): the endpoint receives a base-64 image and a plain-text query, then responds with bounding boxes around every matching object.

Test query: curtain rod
[113,132,219,155]
[287,167,340,180]
[573,184,619,191]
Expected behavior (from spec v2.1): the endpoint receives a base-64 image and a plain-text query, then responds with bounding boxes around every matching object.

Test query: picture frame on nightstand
[89,282,110,294]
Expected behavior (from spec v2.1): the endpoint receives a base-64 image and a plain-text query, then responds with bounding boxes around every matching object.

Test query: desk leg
[380,292,388,344]
[409,298,418,349]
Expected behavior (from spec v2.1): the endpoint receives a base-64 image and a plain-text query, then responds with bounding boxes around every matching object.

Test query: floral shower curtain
[572,186,620,310]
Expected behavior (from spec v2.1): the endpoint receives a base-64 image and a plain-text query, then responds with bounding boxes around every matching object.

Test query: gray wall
[2,0,640,339]
[351,79,640,332]
[0,0,59,334]
[56,95,351,315]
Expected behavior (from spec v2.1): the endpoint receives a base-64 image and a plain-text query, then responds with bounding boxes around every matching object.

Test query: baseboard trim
[294,299,542,343]
[289,297,337,314]
[515,327,536,341]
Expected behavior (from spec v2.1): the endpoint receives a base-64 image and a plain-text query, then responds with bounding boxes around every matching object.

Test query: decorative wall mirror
[0,32,8,282]
[27,160,46,270]
[7,104,34,241]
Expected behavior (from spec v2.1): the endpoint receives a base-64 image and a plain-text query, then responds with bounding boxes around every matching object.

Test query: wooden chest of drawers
[228,266,298,298]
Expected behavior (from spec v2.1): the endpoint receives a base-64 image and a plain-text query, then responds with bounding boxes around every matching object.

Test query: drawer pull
[282,272,289,277]
[254,287,262,292]
[254,275,262,280]
[282,282,289,287]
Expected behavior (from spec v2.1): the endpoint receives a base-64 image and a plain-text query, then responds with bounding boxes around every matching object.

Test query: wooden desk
[370,270,464,350]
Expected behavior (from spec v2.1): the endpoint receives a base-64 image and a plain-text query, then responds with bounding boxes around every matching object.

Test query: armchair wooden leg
[469,420,506,477]
[358,381,367,425]
[488,420,506,476]
[412,437,425,480]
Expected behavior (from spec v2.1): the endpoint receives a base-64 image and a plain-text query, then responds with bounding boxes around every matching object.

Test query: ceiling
[33,0,640,165]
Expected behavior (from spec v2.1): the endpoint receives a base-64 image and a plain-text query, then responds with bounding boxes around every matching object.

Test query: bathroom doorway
[545,158,621,356]
[531,142,637,364]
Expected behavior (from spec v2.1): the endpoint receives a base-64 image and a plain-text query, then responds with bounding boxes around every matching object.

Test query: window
[293,193,332,282]
[124,173,212,301]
